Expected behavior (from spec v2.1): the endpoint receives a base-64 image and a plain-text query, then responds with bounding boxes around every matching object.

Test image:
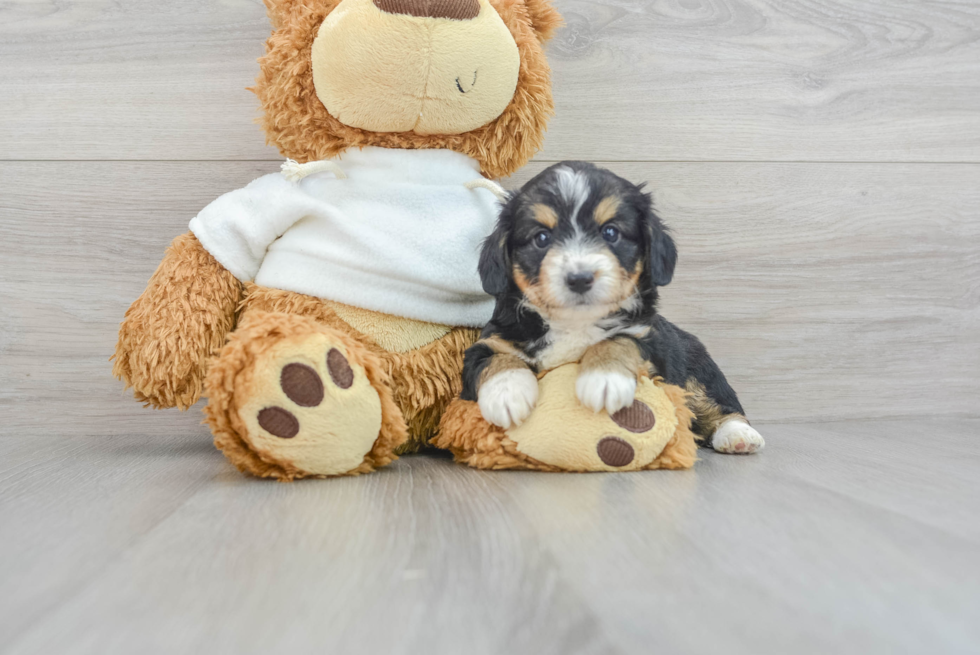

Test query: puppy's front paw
[712,420,765,454]
[478,369,539,430]
[576,370,637,415]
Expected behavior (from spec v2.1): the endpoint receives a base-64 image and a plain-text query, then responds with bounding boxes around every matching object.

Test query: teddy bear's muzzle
[374,0,480,20]
[311,0,520,136]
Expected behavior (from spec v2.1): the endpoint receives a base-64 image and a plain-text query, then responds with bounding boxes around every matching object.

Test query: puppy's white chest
[533,321,609,370]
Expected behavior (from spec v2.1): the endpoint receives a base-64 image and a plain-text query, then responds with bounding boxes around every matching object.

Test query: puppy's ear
[650,228,678,287]
[479,225,511,296]
[523,0,563,42]
[642,196,678,287]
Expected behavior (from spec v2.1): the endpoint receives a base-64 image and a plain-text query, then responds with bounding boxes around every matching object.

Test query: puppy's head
[480,162,677,314]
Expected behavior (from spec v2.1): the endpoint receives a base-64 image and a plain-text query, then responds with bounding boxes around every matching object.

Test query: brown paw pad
[257,406,300,439]
[611,400,656,433]
[597,436,635,467]
[280,363,324,407]
[327,349,354,389]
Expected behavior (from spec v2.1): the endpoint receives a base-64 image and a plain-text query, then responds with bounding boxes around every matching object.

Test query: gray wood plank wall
[1,0,978,435]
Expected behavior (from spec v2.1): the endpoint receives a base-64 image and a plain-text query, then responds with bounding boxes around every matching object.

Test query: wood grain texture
[1,0,979,162]
[1,161,976,439]
[544,0,980,163]
[1,422,978,654]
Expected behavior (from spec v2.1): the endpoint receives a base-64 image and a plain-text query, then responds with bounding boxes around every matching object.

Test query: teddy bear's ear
[523,0,563,42]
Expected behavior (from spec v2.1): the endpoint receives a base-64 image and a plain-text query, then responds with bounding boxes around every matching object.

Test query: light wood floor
[1,0,979,652]
[2,421,979,654]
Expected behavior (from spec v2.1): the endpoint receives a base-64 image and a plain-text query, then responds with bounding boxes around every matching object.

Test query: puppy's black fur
[461,161,747,441]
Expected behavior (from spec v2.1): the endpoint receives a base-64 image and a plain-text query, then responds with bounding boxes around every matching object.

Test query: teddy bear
[113,0,699,479]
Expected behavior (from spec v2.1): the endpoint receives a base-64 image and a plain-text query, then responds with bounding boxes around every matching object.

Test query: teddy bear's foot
[205,311,407,480]
[711,420,765,454]
[437,365,700,472]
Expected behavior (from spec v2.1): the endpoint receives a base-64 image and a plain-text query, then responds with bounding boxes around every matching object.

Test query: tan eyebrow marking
[531,203,559,229]
[594,195,622,226]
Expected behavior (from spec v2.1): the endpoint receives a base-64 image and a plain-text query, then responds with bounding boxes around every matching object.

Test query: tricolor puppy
[461,162,765,454]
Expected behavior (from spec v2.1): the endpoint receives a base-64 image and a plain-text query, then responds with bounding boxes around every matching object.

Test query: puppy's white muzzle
[545,244,620,309]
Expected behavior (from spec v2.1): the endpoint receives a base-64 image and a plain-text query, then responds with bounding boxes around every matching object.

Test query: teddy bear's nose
[374,0,480,20]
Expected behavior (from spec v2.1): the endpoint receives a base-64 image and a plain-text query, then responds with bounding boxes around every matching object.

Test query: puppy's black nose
[565,272,595,294]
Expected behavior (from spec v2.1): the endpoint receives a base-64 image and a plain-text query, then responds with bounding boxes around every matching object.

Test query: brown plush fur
[643,383,700,471]
[521,0,562,41]
[254,0,560,178]
[113,232,243,409]
[205,311,408,480]
[383,328,479,450]
[240,285,480,451]
[434,379,700,472]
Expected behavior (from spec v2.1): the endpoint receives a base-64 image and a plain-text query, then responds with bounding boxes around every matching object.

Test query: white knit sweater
[189,147,502,326]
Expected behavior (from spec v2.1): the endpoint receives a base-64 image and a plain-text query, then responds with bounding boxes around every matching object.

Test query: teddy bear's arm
[113,232,243,410]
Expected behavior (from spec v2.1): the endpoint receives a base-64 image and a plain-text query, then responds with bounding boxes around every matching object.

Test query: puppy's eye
[533,230,552,249]
[601,225,621,243]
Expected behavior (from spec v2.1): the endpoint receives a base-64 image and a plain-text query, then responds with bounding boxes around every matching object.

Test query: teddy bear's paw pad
[327,349,354,388]
[610,400,657,433]
[596,436,635,467]
[280,363,324,407]
[712,420,765,455]
[593,400,658,467]
[239,337,383,476]
[257,406,301,439]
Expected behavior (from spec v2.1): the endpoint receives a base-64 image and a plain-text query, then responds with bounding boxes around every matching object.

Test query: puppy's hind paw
[712,420,765,454]
[576,370,637,415]
[478,369,539,430]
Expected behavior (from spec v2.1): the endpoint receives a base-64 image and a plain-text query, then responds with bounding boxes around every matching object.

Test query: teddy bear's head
[255,0,561,178]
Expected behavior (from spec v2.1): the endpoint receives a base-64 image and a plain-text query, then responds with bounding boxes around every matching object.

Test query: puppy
[460,162,765,454]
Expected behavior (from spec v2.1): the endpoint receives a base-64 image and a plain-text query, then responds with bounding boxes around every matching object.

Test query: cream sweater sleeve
[188,173,321,282]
